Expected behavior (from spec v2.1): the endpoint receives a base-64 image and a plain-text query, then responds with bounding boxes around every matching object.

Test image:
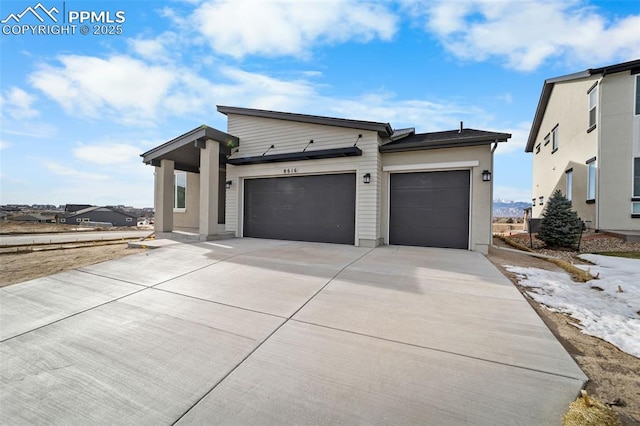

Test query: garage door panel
[391,171,470,189]
[390,170,470,249]
[244,174,356,245]
[391,207,469,228]
[390,225,469,249]
[391,188,469,208]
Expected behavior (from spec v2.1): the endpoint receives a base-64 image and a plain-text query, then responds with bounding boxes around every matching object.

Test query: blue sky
[1,0,638,207]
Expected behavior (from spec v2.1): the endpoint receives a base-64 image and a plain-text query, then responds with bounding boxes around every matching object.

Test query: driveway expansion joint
[0,285,149,344]
[170,246,376,425]
[290,319,588,382]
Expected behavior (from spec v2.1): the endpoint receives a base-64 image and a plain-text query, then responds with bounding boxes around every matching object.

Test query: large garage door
[390,170,470,249]
[244,173,356,244]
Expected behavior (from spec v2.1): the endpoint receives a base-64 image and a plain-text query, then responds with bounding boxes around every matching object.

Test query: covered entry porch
[141,126,238,241]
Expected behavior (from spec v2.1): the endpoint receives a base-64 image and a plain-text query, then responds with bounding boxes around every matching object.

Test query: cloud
[1,123,57,139]
[43,161,109,180]
[73,143,142,166]
[190,0,397,58]
[26,51,503,135]
[411,0,640,71]
[0,87,39,120]
[128,32,179,62]
[29,55,174,124]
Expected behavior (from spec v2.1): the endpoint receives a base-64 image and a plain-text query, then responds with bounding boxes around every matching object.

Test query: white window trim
[382,160,479,172]
[566,169,573,202]
[588,82,598,130]
[635,75,640,116]
[174,171,187,212]
[551,125,559,152]
[587,158,597,201]
[632,158,640,211]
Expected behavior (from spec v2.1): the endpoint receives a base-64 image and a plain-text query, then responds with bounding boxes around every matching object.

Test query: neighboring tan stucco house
[142,106,510,253]
[526,59,640,232]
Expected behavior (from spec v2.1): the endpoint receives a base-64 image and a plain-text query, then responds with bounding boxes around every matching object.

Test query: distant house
[526,59,640,232]
[61,206,137,226]
[10,213,56,223]
[64,204,94,213]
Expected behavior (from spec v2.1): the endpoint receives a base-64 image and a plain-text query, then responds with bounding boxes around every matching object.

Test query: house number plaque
[283,168,299,174]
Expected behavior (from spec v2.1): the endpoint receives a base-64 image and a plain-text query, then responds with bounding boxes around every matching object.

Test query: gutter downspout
[489,141,498,249]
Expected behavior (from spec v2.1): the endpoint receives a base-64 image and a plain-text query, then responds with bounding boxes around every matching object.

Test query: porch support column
[155,159,174,233]
[199,139,220,240]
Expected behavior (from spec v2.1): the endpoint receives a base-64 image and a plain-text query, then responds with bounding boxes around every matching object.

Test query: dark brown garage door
[389,170,470,249]
[243,173,356,244]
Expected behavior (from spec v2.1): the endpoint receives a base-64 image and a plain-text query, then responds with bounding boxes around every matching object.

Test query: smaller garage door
[244,173,356,244]
[390,170,470,249]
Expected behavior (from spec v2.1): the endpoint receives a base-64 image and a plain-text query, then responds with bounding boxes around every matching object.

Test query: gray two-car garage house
[142,106,510,253]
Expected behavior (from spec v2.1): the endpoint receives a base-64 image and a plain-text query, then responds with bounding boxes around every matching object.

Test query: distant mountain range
[493,200,531,217]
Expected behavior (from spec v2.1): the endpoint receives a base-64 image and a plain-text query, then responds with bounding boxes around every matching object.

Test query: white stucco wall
[598,71,640,231]
[531,76,599,226]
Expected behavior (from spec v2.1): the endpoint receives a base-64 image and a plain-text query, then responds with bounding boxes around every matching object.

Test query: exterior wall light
[482,170,492,182]
[225,180,233,189]
[363,173,371,184]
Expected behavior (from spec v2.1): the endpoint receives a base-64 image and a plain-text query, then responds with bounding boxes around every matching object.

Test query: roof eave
[525,60,640,153]
[141,126,238,164]
[380,136,509,153]
[217,105,393,137]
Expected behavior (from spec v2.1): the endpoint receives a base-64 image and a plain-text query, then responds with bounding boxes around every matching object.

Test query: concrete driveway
[0,239,587,425]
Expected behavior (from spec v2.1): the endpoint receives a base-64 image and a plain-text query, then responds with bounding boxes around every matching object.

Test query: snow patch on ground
[506,254,640,358]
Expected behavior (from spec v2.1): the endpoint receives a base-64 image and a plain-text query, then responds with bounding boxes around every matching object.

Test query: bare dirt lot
[0,244,145,287]
[0,221,153,234]
[0,222,148,286]
[488,239,640,425]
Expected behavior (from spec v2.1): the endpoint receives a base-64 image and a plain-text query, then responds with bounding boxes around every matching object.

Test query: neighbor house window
[126,217,133,222]
[587,158,596,201]
[633,158,640,216]
[174,172,186,211]
[636,75,640,115]
[566,169,573,202]
[539,196,544,206]
[535,144,541,154]
[634,158,640,197]
[588,83,598,130]
[544,134,550,146]
[551,125,559,152]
